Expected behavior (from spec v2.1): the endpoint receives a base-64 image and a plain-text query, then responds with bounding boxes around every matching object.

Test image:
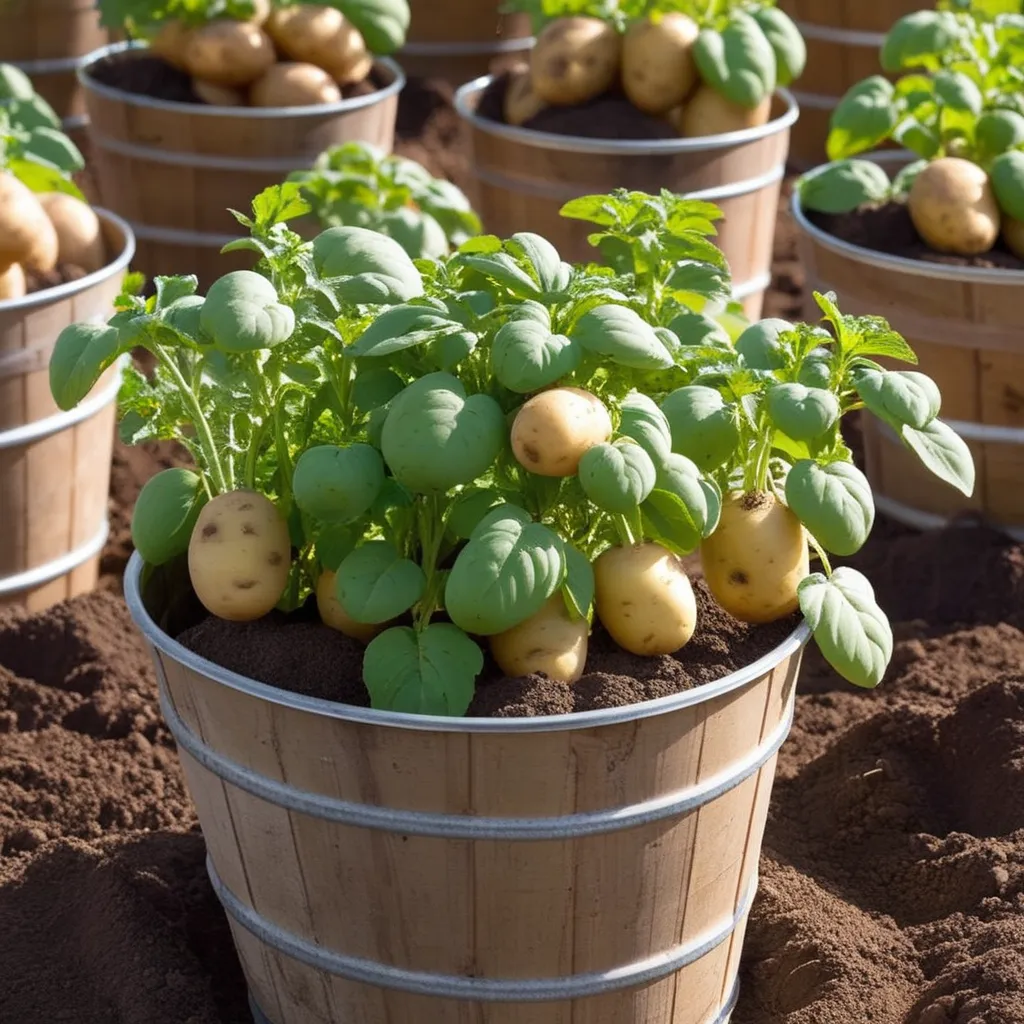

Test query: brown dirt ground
[1,84,1022,1024]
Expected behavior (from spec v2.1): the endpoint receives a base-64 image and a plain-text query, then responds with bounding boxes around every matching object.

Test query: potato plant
[50,182,974,716]
[101,0,410,107]
[798,4,1024,258]
[501,0,805,135]
[288,143,481,260]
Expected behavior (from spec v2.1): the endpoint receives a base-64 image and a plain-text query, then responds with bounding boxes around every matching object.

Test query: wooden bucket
[0,0,108,137]
[779,0,922,169]
[79,42,405,289]
[792,159,1024,540]
[454,78,798,321]
[399,3,533,87]
[125,550,809,1024]
[0,211,134,612]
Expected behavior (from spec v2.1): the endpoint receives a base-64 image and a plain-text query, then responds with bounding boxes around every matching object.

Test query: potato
[149,20,194,71]
[316,569,381,643]
[504,64,547,126]
[184,19,276,88]
[594,542,697,656]
[250,62,342,107]
[907,157,1000,257]
[700,491,808,624]
[0,172,59,274]
[38,192,106,273]
[266,5,372,84]
[188,490,292,622]
[490,594,589,683]
[622,13,700,115]
[247,0,272,24]
[530,16,622,106]
[511,386,613,477]
[193,78,246,106]
[673,85,772,137]
[0,263,26,301]
[1004,216,1024,259]
[318,20,373,85]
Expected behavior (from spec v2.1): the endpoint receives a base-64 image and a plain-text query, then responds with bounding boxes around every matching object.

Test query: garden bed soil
[807,202,1024,272]
[2,85,1022,1024]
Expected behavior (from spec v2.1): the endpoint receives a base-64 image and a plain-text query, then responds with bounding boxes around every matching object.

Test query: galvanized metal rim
[790,89,839,111]
[125,551,810,733]
[0,520,109,596]
[63,113,90,132]
[78,41,406,118]
[732,270,772,303]
[0,208,135,313]
[126,221,239,248]
[874,493,1024,542]
[8,53,89,75]
[454,75,798,156]
[156,670,794,838]
[400,36,535,57]
[210,854,757,1001]
[792,154,1024,286]
[0,363,123,449]
[793,21,887,47]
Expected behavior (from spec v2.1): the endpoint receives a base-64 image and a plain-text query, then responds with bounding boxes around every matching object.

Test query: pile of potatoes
[504,14,770,138]
[150,1,374,108]
[0,173,107,300]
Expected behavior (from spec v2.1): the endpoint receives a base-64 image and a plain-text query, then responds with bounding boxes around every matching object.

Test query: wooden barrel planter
[792,169,1024,541]
[454,78,798,320]
[78,42,405,289]
[778,0,921,169]
[0,0,109,138]
[399,3,533,87]
[126,550,808,1024]
[0,211,134,612]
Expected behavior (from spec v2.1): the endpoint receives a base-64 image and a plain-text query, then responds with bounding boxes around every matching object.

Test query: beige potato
[700,491,808,624]
[149,20,194,70]
[594,542,697,656]
[530,16,622,106]
[490,593,589,683]
[0,172,59,273]
[266,5,372,83]
[622,12,699,115]
[1004,216,1024,260]
[511,386,613,477]
[250,62,342,107]
[188,490,292,622]
[908,157,1000,256]
[193,78,246,105]
[504,63,547,126]
[38,193,106,273]
[184,19,276,87]
[247,0,272,24]
[0,263,26,301]
[674,85,771,137]
[318,20,373,84]
[316,569,381,643]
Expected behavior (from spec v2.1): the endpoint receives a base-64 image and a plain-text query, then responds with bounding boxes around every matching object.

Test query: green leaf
[446,488,505,540]
[336,0,411,55]
[508,231,568,293]
[900,419,975,497]
[661,386,741,472]
[6,157,81,197]
[751,6,806,87]
[735,318,792,370]
[785,460,875,556]
[855,368,940,430]
[251,182,311,226]
[578,441,657,513]
[976,110,1024,164]
[21,126,84,173]
[381,372,505,493]
[880,11,960,72]
[767,383,840,441]
[891,159,929,197]
[561,541,595,620]
[646,451,717,551]
[349,304,472,358]
[618,391,673,462]
[363,624,481,716]
[200,271,294,353]
[316,523,363,571]
[990,150,1024,220]
[491,314,581,393]
[571,304,673,370]
[337,540,426,624]
[797,159,891,215]
[313,226,424,304]
[131,468,207,567]
[459,251,541,297]
[49,323,125,411]
[293,444,385,523]
[693,13,777,109]
[668,310,733,350]
[827,77,898,160]
[641,487,702,556]
[798,568,893,689]
[0,64,37,100]
[445,514,565,636]
[352,367,406,412]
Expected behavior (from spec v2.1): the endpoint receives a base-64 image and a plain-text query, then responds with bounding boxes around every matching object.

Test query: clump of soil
[807,201,1024,272]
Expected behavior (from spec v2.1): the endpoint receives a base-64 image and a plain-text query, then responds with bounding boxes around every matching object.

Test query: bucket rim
[124,551,811,734]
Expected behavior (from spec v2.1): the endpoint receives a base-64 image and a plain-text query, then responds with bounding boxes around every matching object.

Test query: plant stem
[808,533,833,576]
[615,514,636,547]
[243,421,268,490]
[415,493,445,631]
[274,402,294,516]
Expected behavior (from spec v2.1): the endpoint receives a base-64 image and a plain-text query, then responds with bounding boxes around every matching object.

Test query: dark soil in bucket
[807,201,1024,272]
[24,264,90,294]
[2,81,1024,1022]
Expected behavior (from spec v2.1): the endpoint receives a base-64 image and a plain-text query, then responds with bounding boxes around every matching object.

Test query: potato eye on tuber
[511,387,613,478]
[490,593,589,684]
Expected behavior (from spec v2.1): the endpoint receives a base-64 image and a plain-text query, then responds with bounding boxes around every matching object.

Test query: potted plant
[793,3,1024,538]
[287,140,483,257]
[79,0,410,288]
[50,183,969,1022]
[0,63,134,611]
[453,0,806,319]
